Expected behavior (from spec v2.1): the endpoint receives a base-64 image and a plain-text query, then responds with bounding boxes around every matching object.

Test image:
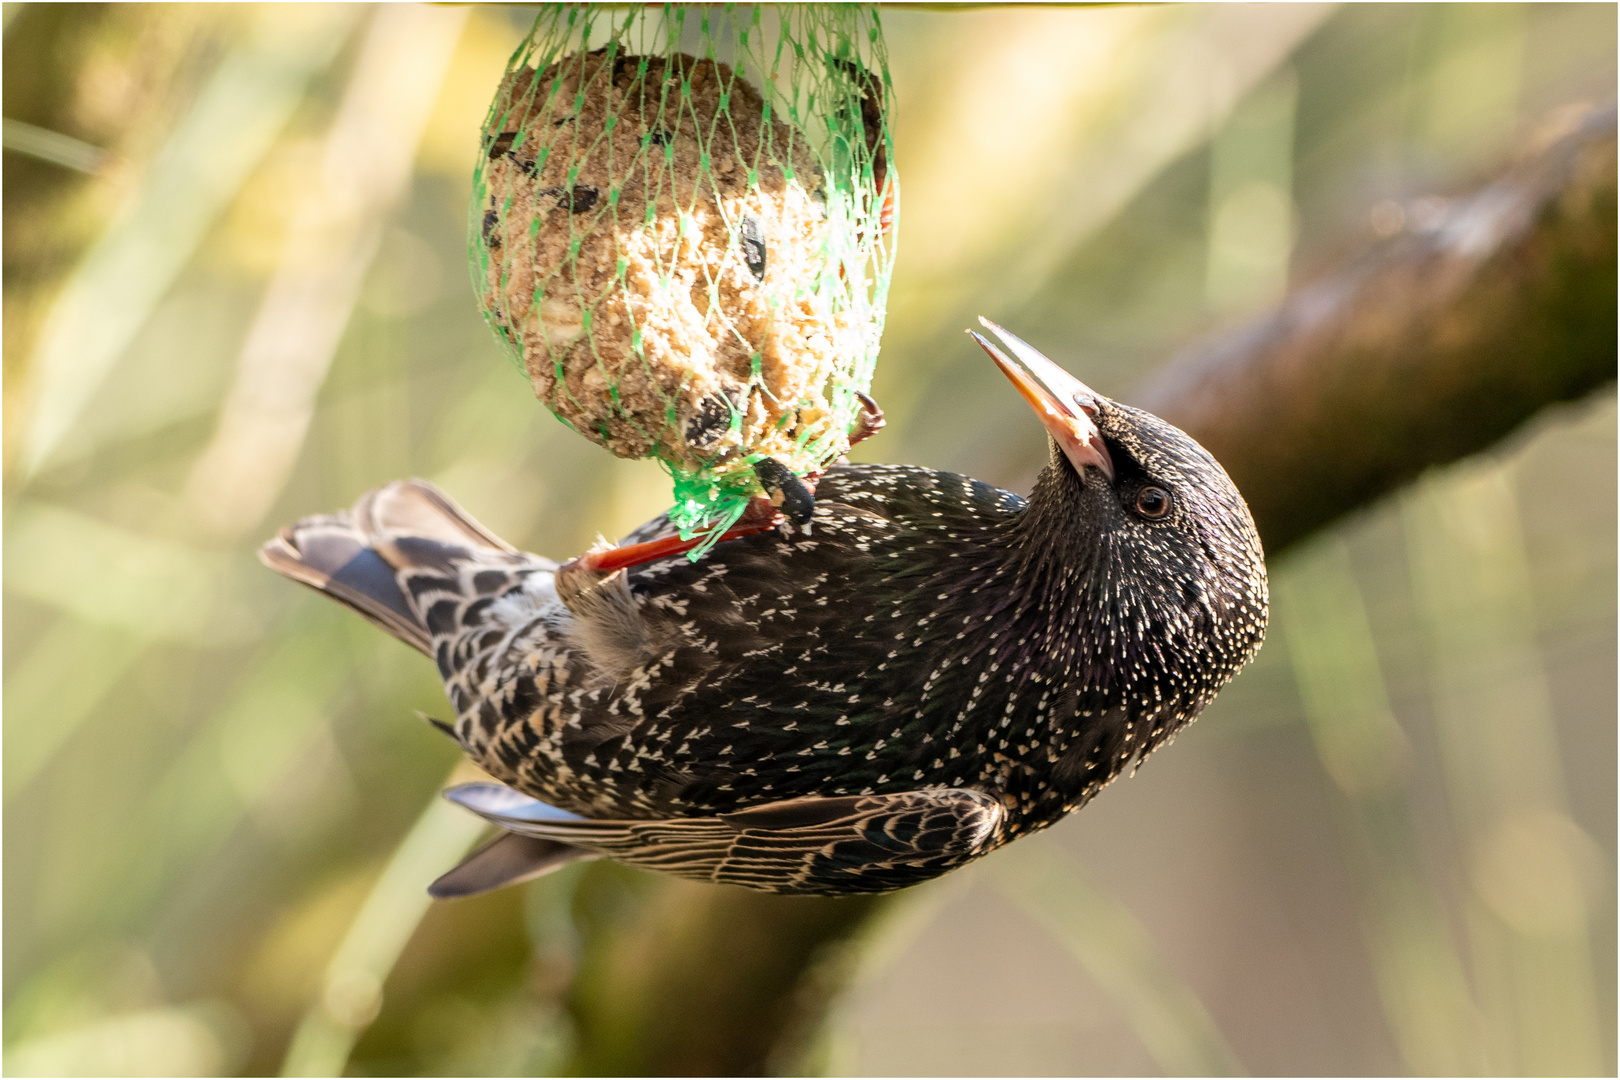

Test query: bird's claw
[752,457,816,528]
[833,393,886,466]
[850,392,886,448]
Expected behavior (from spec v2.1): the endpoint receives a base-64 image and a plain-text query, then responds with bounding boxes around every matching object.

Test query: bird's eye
[1134,486,1172,520]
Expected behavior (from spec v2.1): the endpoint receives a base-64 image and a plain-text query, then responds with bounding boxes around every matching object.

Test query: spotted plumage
[261,321,1267,897]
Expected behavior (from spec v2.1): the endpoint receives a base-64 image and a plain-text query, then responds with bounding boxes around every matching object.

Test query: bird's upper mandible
[971,317,1117,483]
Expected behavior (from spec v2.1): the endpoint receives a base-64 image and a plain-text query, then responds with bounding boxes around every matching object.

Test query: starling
[260,320,1267,898]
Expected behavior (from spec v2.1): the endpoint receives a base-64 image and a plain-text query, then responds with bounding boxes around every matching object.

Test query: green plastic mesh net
[469,4,897,551]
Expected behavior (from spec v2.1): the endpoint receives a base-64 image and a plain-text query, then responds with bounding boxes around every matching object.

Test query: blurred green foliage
[3,4,1613,1076]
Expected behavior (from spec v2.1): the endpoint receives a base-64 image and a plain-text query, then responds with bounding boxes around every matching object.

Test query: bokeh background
[4,3,1614,1075]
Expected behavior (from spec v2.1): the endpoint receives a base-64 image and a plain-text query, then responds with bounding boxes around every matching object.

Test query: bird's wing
[443,783,1007,895]
[428,831,597,900]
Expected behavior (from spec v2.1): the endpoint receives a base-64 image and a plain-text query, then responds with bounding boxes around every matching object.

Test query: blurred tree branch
[1138,102,1617,554]
[565,870,887,1076]
[562,103,1617,1077]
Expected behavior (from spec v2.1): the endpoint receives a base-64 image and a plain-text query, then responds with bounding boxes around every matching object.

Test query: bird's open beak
[969,317,1116,483]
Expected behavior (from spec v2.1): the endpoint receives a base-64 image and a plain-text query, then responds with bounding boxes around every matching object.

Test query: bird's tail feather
[428,831,596,899]
[259,479,524,655]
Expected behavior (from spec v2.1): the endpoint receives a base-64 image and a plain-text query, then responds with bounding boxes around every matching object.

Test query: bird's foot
[555,537,623,609]
[833,393,886,466]
[752,458,816,529]
[850,392,886,448]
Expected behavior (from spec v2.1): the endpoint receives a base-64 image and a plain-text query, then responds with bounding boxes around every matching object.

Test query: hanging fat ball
[479,50,848,474]
[471,7,898,543]
[261,320,1268,898]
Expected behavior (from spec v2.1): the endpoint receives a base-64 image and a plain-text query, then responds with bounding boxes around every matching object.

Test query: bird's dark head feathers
[974,319,1268,740]
[1087,399,1267,655]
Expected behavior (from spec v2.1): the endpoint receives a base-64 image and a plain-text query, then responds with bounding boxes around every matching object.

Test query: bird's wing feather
[428,831,596,899]
[259,479,545,658]
[260,520,432,653]
[443,783,1006,895]
[358,479,517,554]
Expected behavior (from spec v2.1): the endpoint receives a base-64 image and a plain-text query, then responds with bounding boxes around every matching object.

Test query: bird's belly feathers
[444,461,1226,829]
[443,463,1075,819]
[435,459,1218,832]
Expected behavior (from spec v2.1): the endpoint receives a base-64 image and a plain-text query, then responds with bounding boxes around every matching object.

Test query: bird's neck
[935,461,1112,715]
[998,459,1100,605]
[969,461,1165,816]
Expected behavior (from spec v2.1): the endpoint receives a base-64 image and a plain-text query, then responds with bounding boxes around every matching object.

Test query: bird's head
[970,318,1268,715]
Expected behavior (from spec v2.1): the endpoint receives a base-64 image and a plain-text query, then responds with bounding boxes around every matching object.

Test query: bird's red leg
[568,496,785,575]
